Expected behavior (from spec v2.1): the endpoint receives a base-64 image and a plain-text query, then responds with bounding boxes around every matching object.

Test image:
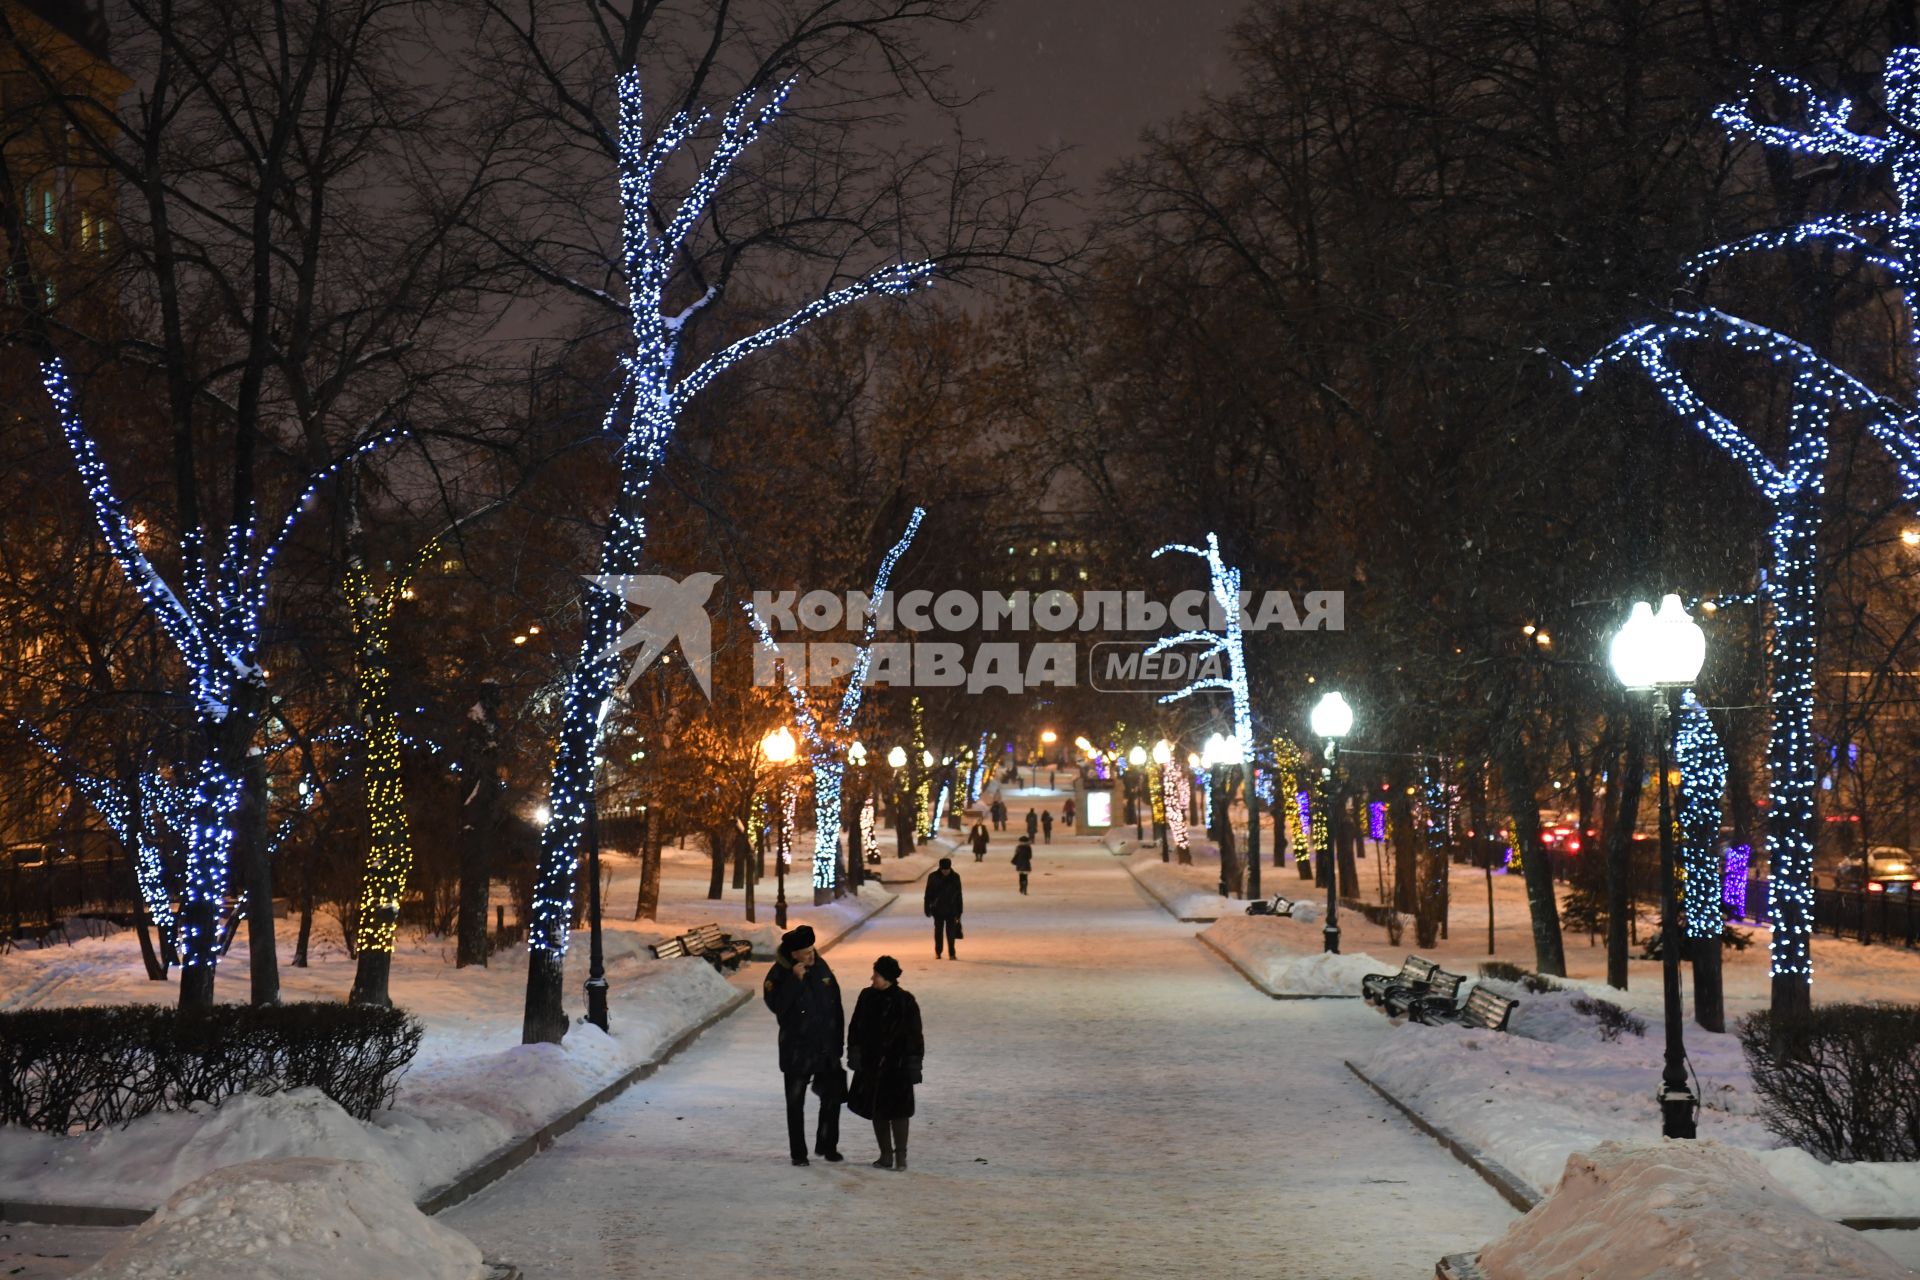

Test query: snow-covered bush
[1738,1004,1920,1162]
[1568,995,1646,1042]
[0,1002,421,1132]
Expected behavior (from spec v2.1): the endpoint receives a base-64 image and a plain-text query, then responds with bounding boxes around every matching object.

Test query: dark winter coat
[1024,810,1039,836]
[1012,842,1033,872]
[763,950,845,1074]
[1040,811,1054,833]
[847,984,924,1120]
[924,866,963,918]
[970,825,990,855]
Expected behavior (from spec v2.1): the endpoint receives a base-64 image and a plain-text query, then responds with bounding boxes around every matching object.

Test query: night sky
[933,0,1245,194]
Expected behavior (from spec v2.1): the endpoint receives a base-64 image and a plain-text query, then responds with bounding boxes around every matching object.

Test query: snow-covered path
[445,825,1517,1278]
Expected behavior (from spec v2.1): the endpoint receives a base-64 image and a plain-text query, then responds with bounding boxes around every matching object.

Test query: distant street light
[1611,595,1706,1141]
[762,727,797,928]
[1310,691,1353,954]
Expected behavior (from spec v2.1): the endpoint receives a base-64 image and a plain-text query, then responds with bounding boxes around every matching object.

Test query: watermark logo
[1088,640,1227,693]
[592,572,720,696]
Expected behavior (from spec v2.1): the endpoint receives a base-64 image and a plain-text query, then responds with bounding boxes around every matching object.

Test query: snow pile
[1126,852,1227,919]
[0,957,738,1209]
[77,1158,486,1280]
[1476,1141,1912,1280]
[1200,916,1392,995]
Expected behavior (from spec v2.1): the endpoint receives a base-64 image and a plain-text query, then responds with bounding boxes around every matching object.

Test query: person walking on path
[1061,797,1075,829]
[1025,808,1039,840]
[1012,836,1034,895]
[970,821,990,862]
[992,799,1007,831]
[924,856,964,959]
[847,955,924,1171]
[1040,809,1054,843]
[762,925,846,1166]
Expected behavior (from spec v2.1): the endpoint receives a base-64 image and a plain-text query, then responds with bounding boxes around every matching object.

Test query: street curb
[876,859,935,886]
[1195,932,1365,1000]
[1121,854,1220,923]
[422,884,897,1216]
[414,986,754,1215]
[1343,1059,1540,1214]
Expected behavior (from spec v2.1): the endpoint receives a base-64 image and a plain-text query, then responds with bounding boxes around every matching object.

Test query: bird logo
[589,572,721,697]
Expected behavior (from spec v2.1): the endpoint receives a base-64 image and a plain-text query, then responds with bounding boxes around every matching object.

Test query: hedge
[0,1002,423,1133]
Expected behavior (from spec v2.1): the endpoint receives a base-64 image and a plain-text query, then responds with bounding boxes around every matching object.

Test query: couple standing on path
[763,926,925,1170]
[1023,808,1054,843]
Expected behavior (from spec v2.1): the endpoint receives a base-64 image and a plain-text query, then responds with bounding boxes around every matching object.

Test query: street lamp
[1152,739,1173,860]
[846,741,868,891]
[1202,733,1242,897]
[1128,745,1148,840]
[1610,594,1706,1141]
[1310,691,1353,954]
[887,745,913,855]
[762,726,797,928]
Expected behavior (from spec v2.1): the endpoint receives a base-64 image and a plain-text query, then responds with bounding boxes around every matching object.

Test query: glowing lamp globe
[1187,752,1201,769]
[1310,691,1354,741]
[887,746,908,769]
[1040,729,1058,745]
[849,741,867,767]
[1152,739,1173,766]
[922,750,935,768]
[761,726,797,764]
[1610,595,1705,691]
[1128,745,1148,767]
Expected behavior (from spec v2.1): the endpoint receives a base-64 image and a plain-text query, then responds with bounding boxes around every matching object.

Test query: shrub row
[1740,1004,1920,1162]
[0,1002,422,1132]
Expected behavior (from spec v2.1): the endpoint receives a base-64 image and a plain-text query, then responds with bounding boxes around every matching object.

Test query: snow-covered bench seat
[1411,984,1517,1033]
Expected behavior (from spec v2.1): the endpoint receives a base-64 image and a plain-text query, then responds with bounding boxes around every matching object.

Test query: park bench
[1361,954,1437,1007]
[1245,892,1295,917]
[1411,984,1518,1033]
[649,923,752,970]
[684,922,752,969]
[1390,968,1464,1019]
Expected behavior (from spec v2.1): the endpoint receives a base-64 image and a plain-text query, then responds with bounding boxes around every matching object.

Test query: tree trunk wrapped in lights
[1676,692,1729,1032]
[747,509,924,903]
[41,365,394,1010]
[345,528,434,1007]
[520,70,932,1044]
[1579,50,1920,1016]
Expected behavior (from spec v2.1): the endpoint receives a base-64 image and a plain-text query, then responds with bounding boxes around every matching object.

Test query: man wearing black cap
[763,925,846,1165]
[923,857,963,959]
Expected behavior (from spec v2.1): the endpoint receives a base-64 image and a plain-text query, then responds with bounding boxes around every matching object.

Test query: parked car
[1835,846,1918,893]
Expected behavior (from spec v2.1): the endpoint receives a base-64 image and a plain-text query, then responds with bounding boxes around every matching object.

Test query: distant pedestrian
[1040,809,1054,843]
[924,856,964,959]
[762,926,845,1166]
[848,955,924,1172]
[1062,798,1075,828]
[990,799,1005,831]
[970,821,990,862]
[1012,836,1033,894]
[1025,808,1038,839]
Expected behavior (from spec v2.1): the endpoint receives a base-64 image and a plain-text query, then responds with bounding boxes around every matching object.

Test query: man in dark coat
[762,925,845,1165]
[848,955,924,1171]
[1024,808,1039,839]
[1040,809,1054,843]
[1013,835,1034,894]
[924,856,964,959]
[970,821,990,862]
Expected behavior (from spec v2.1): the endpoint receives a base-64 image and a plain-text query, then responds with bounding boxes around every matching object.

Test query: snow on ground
[1352,976,1920,1220]
[75,1158,487,1280]
[873,848,942,883]
[1124,850,1229,919]
[442,818,1519,1280]
[1474,1141,1913,1280]
[1199,915,1394,995]
[0,841,894,1214]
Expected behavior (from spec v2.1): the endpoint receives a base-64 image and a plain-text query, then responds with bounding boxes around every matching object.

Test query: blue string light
[528,69,933,960]
[1675,693,1728,940]
[1572,48,1920,993]
[1150,532,1253,760]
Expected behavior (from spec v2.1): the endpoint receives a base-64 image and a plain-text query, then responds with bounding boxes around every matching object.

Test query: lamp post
[762,726,797,928]
[1128,745,1148,840]
[888,745,912,855]
[1202,732,1243,897]
[1311,692,1353,954]
[582,793,609,1031]
[1152,739,1173,861]
[1610,594,1705,1141]
[847,741,868,892]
